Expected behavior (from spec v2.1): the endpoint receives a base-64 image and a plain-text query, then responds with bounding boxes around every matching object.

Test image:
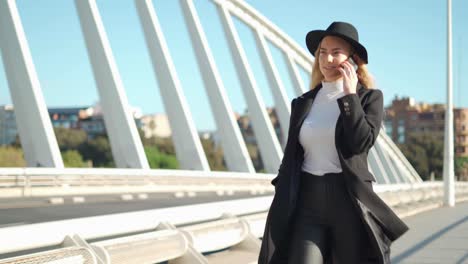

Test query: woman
[258,22,408,264]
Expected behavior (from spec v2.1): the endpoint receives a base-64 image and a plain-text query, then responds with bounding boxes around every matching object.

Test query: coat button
[344,102,349,106]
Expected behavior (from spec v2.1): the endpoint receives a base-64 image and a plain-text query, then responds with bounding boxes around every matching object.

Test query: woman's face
[318,36,353,82]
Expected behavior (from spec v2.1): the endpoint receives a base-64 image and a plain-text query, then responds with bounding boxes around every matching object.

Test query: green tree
[455,156,468,181]
[62,150,87,168]
[0,147,26,167]
[398,144,429,179]
[154,137,175,155]
[79,136,115,167]
[398,133,443,180]
[54,127,87,151]
[144,146,178,169]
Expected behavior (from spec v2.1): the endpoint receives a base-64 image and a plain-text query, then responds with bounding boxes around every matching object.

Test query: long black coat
[258,84,409,264]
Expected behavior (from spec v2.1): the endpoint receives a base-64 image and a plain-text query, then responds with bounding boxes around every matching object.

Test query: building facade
[0,105,17,145]
[140,113,172,139]
[385,96,468,157]
[0,104,144,143]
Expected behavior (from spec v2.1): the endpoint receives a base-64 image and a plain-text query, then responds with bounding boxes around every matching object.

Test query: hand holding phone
[338,55,359,95]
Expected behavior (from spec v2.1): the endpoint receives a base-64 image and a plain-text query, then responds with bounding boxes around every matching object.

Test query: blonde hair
[309,40,375,90]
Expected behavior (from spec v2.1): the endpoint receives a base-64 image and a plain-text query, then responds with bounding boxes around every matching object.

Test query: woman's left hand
[337,60,358,95]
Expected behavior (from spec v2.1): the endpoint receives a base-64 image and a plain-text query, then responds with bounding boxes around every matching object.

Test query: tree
[144,146,178,169]
[398,133,443,180]
[62,150,87,168]
[54,127,87,151]
[455,156,468,181]
[79,136,115,167]
[0,147,26,167]
[398,143,429,179]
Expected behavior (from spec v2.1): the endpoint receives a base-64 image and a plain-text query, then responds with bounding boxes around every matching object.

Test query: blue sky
[0,0,466,132]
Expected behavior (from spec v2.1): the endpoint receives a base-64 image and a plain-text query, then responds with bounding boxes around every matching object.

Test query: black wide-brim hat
[306,21,368,64]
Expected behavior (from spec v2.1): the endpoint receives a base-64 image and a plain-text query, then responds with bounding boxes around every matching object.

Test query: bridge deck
[391,201,468,264]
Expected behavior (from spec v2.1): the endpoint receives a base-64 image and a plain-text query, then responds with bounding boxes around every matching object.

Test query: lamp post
[443,0,455,207]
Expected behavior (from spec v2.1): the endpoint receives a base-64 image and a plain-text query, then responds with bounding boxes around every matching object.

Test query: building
[140,113,172,139]
[455,108,468,156]
[385,96,468,157]
[49,107,93,129]
[0,105,17,145]
[0,104,144,143]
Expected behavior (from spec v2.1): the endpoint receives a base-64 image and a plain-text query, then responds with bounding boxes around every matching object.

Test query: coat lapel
[293,85,322,131]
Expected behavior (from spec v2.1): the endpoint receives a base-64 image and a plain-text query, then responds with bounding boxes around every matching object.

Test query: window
[384,120,393,136]
[398,123,405,143]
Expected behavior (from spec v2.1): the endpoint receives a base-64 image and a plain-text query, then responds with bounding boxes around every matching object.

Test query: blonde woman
[258,22,408,264]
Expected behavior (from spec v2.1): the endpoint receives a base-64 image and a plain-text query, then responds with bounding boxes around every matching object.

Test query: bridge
[0,0,465,263]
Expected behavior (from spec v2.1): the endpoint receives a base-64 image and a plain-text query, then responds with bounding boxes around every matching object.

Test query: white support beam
[215,3,283,173]
[74,0,149,169]
[380,131,422,183]
[0,0,63,168]
[379,136,416,184]
[368,147,391,184]
[284,52,308,96]
[134,0,210,171]
[179,0,254,172]
[252,30,290,149]
[211,0,312,71]
[374,138,403,184]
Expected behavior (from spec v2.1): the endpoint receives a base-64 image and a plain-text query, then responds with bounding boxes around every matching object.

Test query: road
[0,191,272,227]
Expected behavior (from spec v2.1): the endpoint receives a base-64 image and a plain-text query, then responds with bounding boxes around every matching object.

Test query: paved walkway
[391,201,468,264]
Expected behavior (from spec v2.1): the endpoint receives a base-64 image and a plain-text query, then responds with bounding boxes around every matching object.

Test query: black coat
[258,84,409,264]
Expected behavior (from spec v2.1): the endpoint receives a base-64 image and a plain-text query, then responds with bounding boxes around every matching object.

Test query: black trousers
[287,171,370,264]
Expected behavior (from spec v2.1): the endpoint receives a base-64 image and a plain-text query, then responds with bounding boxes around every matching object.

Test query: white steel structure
[74,0,149,169]
[0,0,424,183]
[0,0,63,168]
[135,0,210,171]
[179,0,255,172]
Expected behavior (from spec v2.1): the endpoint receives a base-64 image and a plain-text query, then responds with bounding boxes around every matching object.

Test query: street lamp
[443,0,455,207]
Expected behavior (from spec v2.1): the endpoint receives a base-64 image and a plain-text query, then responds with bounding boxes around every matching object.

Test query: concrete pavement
[391,202,468,264]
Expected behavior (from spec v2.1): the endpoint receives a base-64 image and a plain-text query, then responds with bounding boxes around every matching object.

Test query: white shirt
[299,79,345,176]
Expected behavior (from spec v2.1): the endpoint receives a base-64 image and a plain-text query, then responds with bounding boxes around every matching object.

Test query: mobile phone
[348,57,358,72]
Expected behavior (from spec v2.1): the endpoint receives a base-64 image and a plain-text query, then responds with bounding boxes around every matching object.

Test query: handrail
[0,247,97,264]
[0,196,272,255]
[0,168,276,198]
[0,182,467,262]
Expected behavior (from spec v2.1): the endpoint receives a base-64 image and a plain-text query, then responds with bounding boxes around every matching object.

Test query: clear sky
[0,0,466,132]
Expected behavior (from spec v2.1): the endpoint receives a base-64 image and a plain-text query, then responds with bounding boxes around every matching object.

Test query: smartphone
[348,57,358,72]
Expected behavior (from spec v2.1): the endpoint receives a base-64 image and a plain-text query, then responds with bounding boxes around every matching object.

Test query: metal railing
[1,181,468,263]
[0,168,274,198]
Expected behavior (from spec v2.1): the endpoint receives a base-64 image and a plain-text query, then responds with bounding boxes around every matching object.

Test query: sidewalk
[391,201,468,264]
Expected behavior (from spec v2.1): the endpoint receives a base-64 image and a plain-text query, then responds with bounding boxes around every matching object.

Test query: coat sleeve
[271,98,297,186]
[336,89,384,155]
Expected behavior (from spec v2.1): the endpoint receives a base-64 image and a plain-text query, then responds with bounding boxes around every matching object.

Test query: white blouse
[298,79,346,176]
